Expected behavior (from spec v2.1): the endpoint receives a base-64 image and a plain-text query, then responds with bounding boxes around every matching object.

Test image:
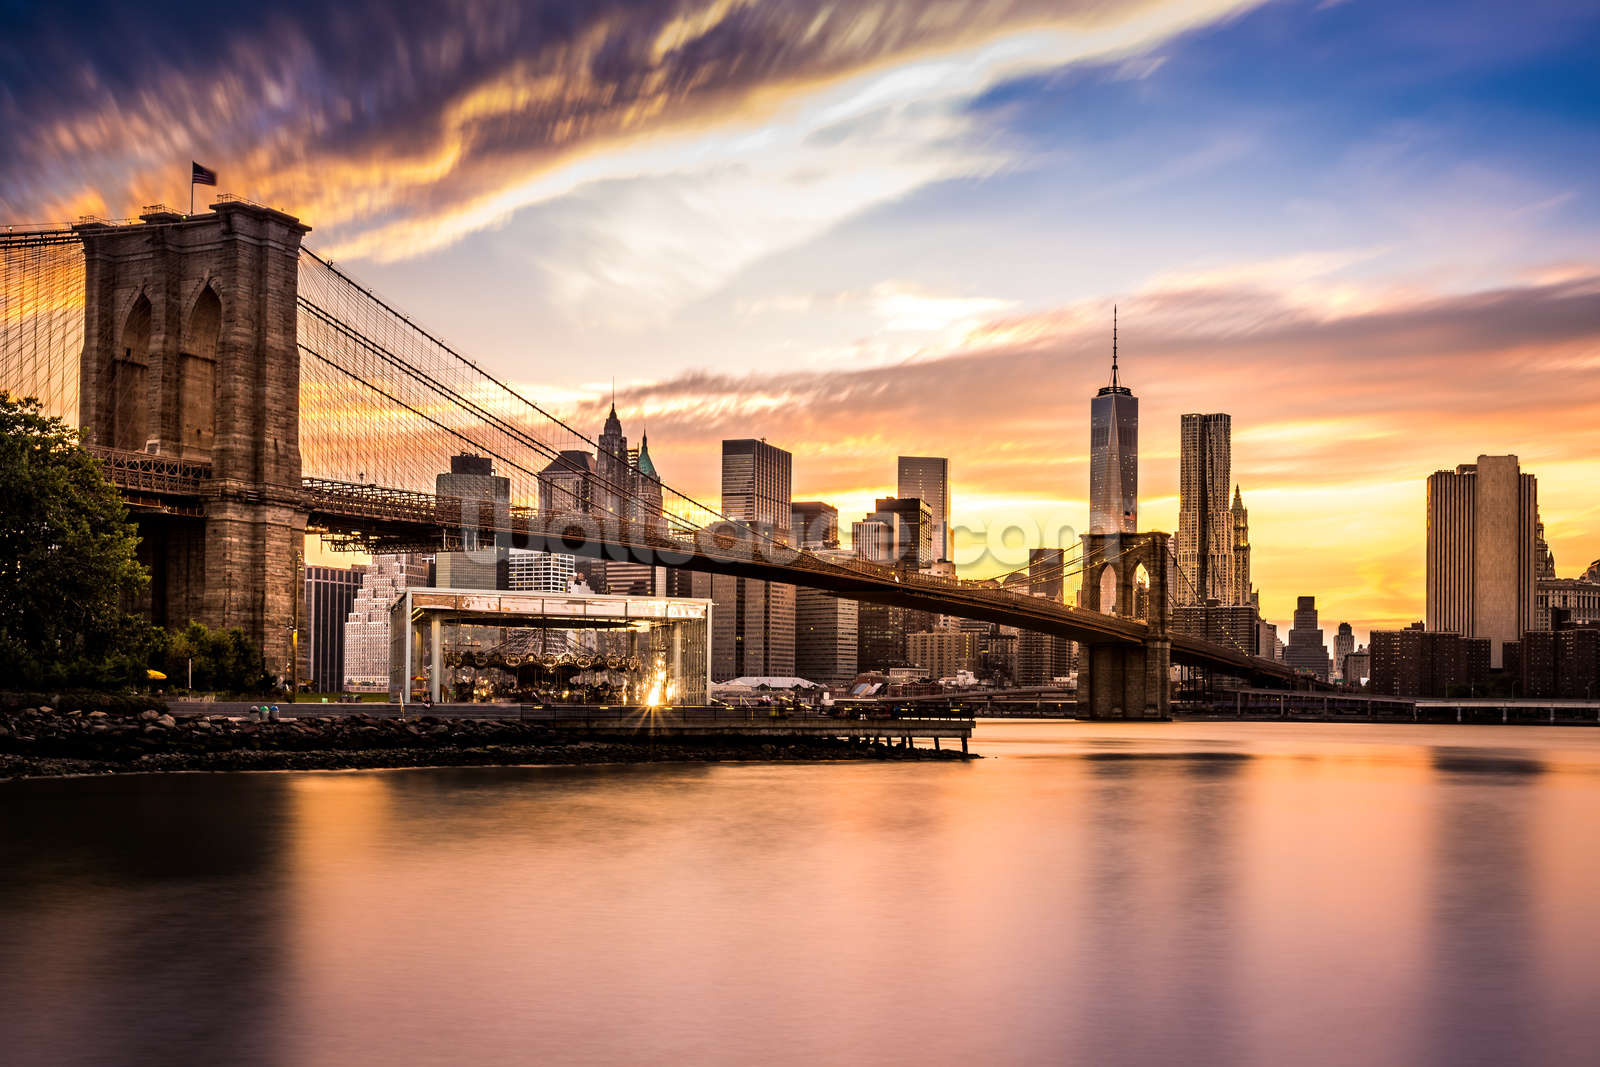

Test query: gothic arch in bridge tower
[177,283,221,461]
[1098,565,1119,616]
[1076,531,1172,720]
[111,292,151,451]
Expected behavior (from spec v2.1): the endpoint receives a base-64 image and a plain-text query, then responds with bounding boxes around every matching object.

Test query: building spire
[1111,304,1120,389]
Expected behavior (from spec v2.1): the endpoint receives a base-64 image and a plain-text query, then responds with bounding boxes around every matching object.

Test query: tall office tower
[304,564,366,692]
[343,553,430,690]
[897,456,952,561]
[1177,413,1234,604]
[608,427,667,596]
[852,519,894,563]
[1334,622,1355,681]
[1426,455,1538,667]
[795,587,858,684]
[711,438,796,679]
[1231,486,1252,606]
[1284,595,1331,681]
[507,549,576,593]
[791,501,840,549]
[691,569,794,680]
[436,453,511,588]
[869,496,933,569]
[722,439,792,531]
[437,453,509,548]
[1089,308,1138,535]
[595,401,630,524]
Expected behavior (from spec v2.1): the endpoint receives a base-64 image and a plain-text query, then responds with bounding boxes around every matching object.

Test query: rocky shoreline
[0,706,974,780]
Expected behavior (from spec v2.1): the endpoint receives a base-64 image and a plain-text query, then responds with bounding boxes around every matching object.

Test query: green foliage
[154,620,271,694]
[0,394,151,688]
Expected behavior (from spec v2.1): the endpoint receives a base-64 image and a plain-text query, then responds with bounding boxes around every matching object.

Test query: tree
[0,394,150,687]
[159,620,269,694]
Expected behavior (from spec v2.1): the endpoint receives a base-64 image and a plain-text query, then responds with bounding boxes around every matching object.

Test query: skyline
[4,0,1599,643]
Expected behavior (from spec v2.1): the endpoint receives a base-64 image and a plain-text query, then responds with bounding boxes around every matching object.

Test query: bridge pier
[77,203,311,679]
[1075,532,1172,719]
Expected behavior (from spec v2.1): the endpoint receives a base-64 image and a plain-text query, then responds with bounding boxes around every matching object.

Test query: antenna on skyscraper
[1111,304,1120,389]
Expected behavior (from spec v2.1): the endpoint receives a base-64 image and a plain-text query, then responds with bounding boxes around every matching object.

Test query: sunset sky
[4,0,1598,642]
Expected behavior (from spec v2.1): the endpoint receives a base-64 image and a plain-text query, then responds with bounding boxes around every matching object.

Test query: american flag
[191,161,217,186]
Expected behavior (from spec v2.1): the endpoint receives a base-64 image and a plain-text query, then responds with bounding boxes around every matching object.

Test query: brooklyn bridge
[1,198,1302,716]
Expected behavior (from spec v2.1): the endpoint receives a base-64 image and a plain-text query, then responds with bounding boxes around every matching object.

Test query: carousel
[388,587,712,707]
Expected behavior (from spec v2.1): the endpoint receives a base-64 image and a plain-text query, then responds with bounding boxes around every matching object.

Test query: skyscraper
[1333,621,1355,681]
[435,453,510,588]
[305,564,366,692]
[1089,308,1138,536]
[795,587,858,685]
[897,456,952,561]
[1284,596,1331,681]
[1426,455,1538,668]
[791,501,839,549]
[711,438,796,679]
[343,553,430,690]
[595,401,629,523]
[851,519,894,563]
[868,496,933,569]
[722,439,792,531]
[1231,486,1251,606]
[1177,413,1234,604]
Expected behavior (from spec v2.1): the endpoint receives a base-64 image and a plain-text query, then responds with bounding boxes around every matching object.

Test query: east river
[3,721,1599,1065]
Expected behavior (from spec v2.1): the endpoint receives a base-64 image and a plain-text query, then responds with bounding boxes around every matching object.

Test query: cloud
[1,0,1264,262]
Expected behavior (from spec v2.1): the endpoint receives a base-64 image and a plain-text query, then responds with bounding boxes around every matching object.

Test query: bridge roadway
[91,446,1299,684]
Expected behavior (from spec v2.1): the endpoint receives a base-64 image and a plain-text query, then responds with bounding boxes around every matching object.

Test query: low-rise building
[1369,627,1492,697]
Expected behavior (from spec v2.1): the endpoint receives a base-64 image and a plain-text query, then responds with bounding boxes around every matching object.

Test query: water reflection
[1425,752,1539,1066]
[0,723,1597,1066]
[0,775,293,1066]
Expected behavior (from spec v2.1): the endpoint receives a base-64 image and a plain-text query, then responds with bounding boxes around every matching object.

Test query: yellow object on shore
[146,669,167,681]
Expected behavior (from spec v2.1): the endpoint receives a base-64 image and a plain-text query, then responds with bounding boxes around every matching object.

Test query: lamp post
[291,548,304,701]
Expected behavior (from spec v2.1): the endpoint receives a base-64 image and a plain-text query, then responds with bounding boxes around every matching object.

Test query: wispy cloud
[1,1,1264,262]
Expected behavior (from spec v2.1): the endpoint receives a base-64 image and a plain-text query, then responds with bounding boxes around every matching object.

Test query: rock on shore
[0,707,973,780]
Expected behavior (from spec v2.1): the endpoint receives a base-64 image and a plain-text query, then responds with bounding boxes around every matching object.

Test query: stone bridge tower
[1076,531,1172,719]
[77,202,309,679]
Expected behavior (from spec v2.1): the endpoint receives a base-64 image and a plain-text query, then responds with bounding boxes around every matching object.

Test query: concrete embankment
[0,706,973,780]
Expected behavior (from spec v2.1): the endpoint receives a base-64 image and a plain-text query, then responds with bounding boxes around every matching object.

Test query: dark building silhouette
[1370,627,1492,697]
[1284,596,1331,681]
[304,564,365,692]
[1516,627,1600,698]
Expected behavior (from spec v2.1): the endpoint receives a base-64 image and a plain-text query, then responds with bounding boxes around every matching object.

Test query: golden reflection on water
[2,722,1599,1066]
